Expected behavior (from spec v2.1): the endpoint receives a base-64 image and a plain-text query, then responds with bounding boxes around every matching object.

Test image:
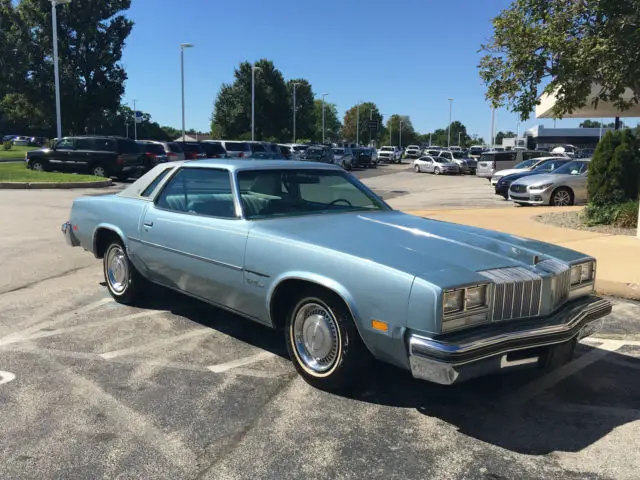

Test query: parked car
[491,158,551,186]
[61,160,611,390]
[437,150,477,174]
[368,147,379,165]
[495,158,573,199]
[352,147,375,168]
[332,147,354,170]
[412,156,460,175]
[377,146,402,163]
[199,141,227,159]
[300,145,334,164]
[206,140,252,159]
[137,141,168,171]
[248,141,282,157]
[509,160,591,206]
[476,150,549,180]
[180,142,207,160]
[12,136,30,146]
[404,145,422,159]
[149,141,186,162]
[288,143,310,159]
[26,136,145,180]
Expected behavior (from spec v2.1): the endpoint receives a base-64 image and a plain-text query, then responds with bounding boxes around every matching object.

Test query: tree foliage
[588,129,640,202]
[313,100,341,142]
[579,120,620,129]
[479,0,640,121]
[342,102,383,145]
[287,79,315,142]
[1,0,134,136]
[423,122,475,147]
[385,114,418,147]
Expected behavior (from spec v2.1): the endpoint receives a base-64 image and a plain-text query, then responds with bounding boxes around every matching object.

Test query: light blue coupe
[62,160,611,390]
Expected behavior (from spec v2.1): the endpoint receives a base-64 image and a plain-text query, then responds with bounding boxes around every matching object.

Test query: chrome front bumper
[61,221,81,247]
[408,296,611,385]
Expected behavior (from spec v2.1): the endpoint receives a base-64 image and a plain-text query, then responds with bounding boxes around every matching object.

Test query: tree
[479,0,640,121]
[588,130,640,201]
[495,130,516,145]
[579,120,622,129]
[342,102,383,145]
[423,122,474,147]
[386,115,417,147]
[9,0,134,136]
[313,100,341,142]
[287,79,315,142]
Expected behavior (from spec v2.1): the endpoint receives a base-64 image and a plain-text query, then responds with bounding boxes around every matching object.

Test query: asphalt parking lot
[0,173,639,480]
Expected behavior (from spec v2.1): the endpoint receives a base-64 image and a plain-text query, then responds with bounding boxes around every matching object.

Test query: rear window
[139,143,165,155]
[117,139,140,154]
[225,142,250,152]
[201,143,227,155]
[250,143,266,152]
[181,143,204,153]
[168,142,183,153]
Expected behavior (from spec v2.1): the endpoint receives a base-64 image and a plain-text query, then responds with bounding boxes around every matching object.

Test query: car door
[135,167,250,311]
[422,157,434,172]
[73,137,98,173]
[49,137,76,170]
[570,162,590,203]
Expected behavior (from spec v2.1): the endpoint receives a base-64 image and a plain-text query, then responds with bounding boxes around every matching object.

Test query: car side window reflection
[55,138,75,150]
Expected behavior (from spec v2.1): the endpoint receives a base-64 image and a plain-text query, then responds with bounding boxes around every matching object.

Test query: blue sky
[121,0,624,140]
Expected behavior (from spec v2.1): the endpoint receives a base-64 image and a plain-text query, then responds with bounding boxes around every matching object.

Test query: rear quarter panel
[243,228,417,368]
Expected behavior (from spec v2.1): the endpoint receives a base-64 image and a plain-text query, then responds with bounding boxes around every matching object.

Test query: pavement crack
[0,265,92,295]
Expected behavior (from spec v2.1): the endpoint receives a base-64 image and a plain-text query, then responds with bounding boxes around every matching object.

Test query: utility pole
[133,99,137,141]
[458,131,461,147]
[321,93,328,143]
[292,82,300,143]
[429,133,432,147]
[447,98,453,147]
[251,64,256,141]
[490,107,496,147]
[179,43,194,141]
[399,121,404,149]
[51,0,71,139]
[356,102,360,145]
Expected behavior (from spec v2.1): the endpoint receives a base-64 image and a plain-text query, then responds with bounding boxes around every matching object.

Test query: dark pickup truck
[25,136,145,180]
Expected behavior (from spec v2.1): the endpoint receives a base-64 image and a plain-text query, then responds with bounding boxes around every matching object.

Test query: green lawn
[0,162,105,183]
[0,145,36,159]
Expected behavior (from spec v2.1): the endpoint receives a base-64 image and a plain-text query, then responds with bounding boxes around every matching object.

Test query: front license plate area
[578,318,605,340]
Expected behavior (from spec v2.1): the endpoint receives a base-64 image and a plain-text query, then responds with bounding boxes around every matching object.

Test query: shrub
[615,201,639,228]
[2,141,12,151]
[588,130,640,201]
[584,200,638,228]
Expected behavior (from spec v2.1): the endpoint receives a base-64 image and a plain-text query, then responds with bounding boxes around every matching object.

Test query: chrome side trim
[410,297,611,360]
[128,236,243,271]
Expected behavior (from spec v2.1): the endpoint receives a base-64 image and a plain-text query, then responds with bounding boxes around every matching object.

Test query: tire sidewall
[552,187,573,206]
[103,241,141,304]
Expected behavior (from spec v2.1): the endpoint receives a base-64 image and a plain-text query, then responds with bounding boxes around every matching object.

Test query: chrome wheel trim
[434,167,441,175]
[414,164,420,172]
[106,245,129,294]
[553,189,571,206]
[32,162,44,171]
[292,302,340,374]
[93,166,106,177]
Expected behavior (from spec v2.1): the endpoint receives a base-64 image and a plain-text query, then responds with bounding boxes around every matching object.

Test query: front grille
[479,267,543,321]
[511,185,526,193]
[537,259,571,308]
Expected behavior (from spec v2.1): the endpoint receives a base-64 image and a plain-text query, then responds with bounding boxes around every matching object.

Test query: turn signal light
[371,320,389,332]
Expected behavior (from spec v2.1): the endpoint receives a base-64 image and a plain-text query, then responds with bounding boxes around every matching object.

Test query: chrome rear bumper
[61,221,81,247]
[408,296,611,385]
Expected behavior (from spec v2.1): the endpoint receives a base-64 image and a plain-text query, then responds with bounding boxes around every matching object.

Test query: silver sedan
[508,160,591,206]
[412,156,460,175]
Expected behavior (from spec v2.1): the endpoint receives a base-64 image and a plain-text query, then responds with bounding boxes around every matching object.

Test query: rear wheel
[434,167,441,175]
[103,239,147,305]
[285,288,368,391]
[550,187,574,207]
[91,164,108,177]
[414,164,421,173]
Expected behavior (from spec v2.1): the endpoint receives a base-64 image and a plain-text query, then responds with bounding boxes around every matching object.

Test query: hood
[500,170,546,183]
[251,211,586,286]
[512,173,575,186]
[494,168,527,177]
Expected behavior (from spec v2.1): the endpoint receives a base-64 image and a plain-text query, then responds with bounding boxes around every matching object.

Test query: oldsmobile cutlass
[62,160,611,390]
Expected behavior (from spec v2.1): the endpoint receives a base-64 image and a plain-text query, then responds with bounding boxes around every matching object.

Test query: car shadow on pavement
[346,344,640,455]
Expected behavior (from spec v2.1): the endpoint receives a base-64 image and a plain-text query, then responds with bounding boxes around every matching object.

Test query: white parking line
[207,351,275,373]
[0,371,16,385]
[504,339,625,407]
[100,328,212,359]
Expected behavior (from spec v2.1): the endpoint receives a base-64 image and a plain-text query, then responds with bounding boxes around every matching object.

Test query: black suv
[26,136,145,180]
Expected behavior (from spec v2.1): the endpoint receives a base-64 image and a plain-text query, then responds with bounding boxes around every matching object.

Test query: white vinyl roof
[536,84,640,119]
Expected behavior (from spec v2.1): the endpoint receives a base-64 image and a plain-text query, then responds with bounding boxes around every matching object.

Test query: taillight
[116,155,124,165]
[238,152,244,158]
[168,152,177,159]
[146,152,157,160]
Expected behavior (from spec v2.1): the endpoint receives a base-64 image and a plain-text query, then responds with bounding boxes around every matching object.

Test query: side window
[155,168,236,218]
[55,138,75,150]
[76,138,94,150]
[140,167,173,197]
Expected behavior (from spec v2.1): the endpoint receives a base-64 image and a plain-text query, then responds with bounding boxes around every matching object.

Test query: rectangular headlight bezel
[570,260,595,288]
[441,283,492,333]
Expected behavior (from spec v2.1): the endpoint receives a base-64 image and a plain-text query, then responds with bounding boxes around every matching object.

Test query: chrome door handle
[143,221,154,227]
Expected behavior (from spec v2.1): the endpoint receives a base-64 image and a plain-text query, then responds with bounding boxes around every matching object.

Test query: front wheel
[434,167,441,175]
[550,187,574,207]
[414,164,421,173]
[285,289,368,391]
[103,240,147,305]
[91,164,108,177]
[30,159,48,172]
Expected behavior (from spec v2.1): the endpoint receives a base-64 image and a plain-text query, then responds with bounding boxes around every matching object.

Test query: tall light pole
[180,43,194,141]
[399,120,404,149]
[292,82,300,143]
[356,101,361,145]
[51,0,71,139]
[447,98,454,147]
[458,131,461,147]
[490,107,496,147]
[133,99,137,140]
[251,64,261,141]
[321,93,329,144]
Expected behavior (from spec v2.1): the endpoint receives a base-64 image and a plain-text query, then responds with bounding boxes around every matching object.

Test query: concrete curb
[0,180,113,189]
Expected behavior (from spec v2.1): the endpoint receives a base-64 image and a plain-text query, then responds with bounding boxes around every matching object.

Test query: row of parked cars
[23,136,381,180]
[2,135,47,147]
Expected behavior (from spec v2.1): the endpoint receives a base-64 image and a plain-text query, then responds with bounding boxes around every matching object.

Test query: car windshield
[550,161,588,175]
[332,148,344,154]
[380,147,393,151]
[514,159,538,169]
[452,151,466,159]
[237,169,388,219]
[225,142,249,151]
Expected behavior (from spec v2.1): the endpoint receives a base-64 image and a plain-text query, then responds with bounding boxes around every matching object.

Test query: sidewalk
[405,206,640,301]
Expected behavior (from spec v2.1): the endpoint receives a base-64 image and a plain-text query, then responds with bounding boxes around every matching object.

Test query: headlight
[465,285,488,309]
[570,261,595,286]
[530,183,553,190]
[443,289,464,314]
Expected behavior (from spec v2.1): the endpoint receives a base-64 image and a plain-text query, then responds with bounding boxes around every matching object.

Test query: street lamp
[292,82,300,143]
[321,93,329,143]
[447,98,454,147]
[399,120,404,149]
[251,63,262,141]
[180,43,194,140]
[51,0,71,139]
[356,101,361,145]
